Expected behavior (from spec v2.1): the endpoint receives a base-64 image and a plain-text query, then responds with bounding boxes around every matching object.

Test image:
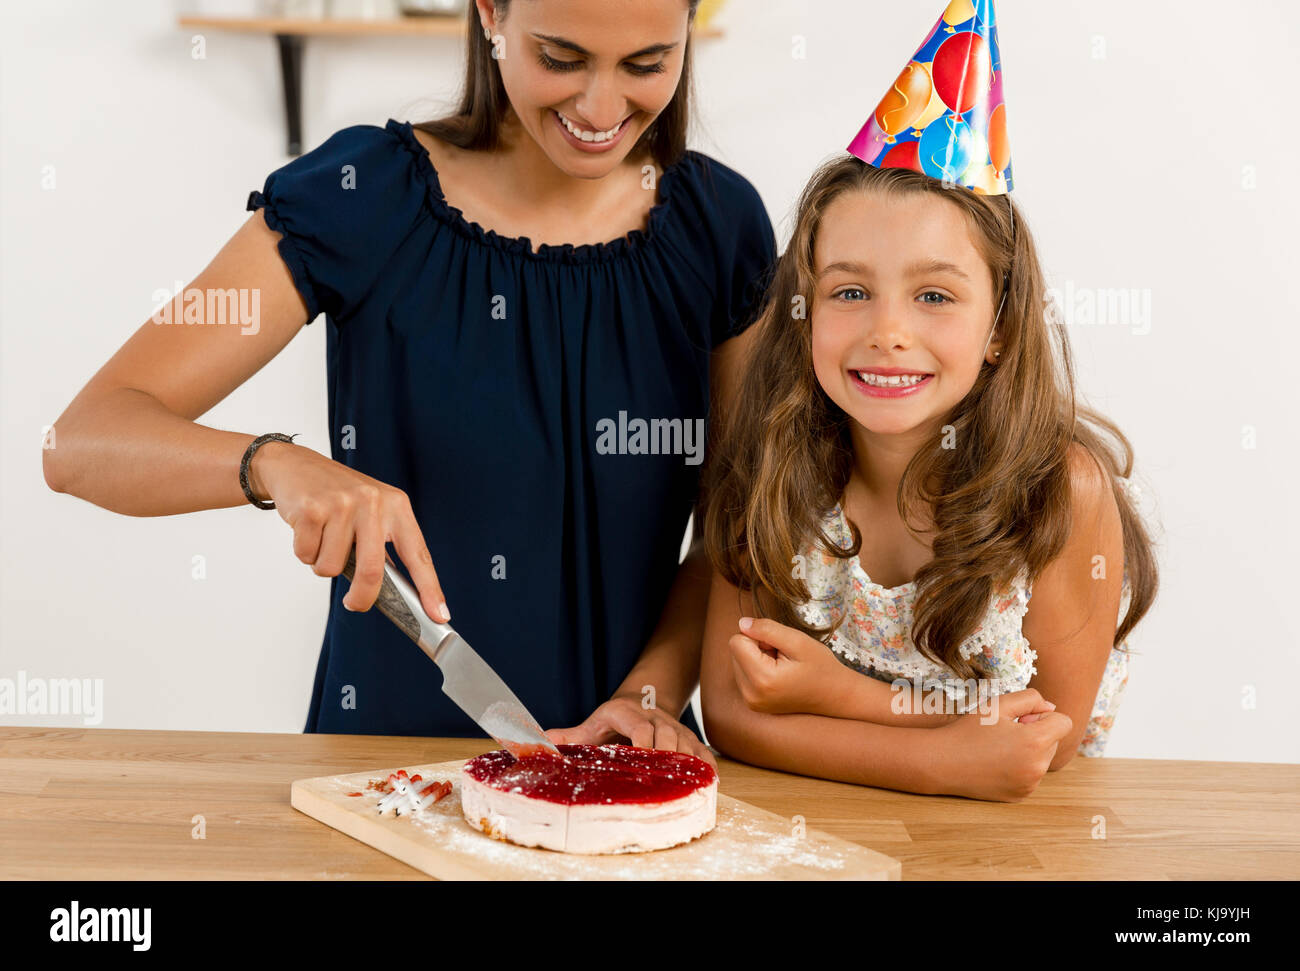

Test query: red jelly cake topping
[463,743,717,806]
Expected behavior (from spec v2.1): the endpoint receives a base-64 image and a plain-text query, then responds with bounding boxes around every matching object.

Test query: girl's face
[479,0,690,177]
[810,188,1001,440]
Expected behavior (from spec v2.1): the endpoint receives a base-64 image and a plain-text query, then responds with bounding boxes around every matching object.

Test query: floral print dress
[792,478,1142,756]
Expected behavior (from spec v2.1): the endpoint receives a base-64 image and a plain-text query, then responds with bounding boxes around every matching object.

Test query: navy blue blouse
[246,119,777,739]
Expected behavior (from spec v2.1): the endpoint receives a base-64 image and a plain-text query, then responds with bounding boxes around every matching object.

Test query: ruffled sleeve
[245,123,427,324]
[686,155,778,347]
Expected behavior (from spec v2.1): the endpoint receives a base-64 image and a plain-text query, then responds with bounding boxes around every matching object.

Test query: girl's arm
[727,614,961,727]
[702,567,943,794]
[702,568,1074,801]
[821,663,960,727]
[1021,445,1129,770]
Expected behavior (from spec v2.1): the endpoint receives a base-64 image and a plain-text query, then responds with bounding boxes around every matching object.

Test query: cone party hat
[847,0,1012,195]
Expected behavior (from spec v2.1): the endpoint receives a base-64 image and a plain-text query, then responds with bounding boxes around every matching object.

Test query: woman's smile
[552,108,635,152]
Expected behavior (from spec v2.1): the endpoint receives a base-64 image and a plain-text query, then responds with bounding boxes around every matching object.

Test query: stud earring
[484,26,492,40]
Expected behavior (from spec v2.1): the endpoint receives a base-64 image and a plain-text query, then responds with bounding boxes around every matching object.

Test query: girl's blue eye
[919,292,951,305]
[835,287,866,301]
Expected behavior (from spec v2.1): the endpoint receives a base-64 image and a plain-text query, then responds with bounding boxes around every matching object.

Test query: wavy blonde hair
[703,155,1159,679]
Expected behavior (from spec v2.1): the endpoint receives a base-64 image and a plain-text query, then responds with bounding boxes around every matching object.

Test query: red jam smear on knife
[500,741,564,761]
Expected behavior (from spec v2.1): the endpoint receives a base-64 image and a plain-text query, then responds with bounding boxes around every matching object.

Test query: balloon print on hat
[847,0,1013,194]
[943,0,977,28]
[931,30,991,113]
[918,114,974,181]
[874,62,934,141]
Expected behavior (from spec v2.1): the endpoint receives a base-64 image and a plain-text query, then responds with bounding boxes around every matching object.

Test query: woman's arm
[609,530,711,720]
[42,209,310,515]
[1021,444,1128,770]
[702,569,1074,800]
[614,324,769,714]
[547,329,759,762]
[42,209,450,619]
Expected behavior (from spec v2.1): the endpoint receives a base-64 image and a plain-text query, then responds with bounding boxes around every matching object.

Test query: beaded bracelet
[240,432,298,509]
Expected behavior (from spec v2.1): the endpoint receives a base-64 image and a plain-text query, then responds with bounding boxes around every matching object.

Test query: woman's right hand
[252,441,450,621]
[934,688,1073,802]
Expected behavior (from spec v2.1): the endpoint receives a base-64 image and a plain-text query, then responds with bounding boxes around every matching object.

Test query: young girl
[699,156,1160,802]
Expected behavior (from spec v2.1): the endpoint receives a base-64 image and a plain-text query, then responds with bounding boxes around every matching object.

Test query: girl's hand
[544,695,717,770]
[728,616,846,716]
[252,440,449,622]
[935,689,1074,802]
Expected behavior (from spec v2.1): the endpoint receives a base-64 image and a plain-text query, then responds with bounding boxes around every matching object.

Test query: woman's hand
[252,440,449,622]
[934,688,1074,802]
[727,616,849,716]
[544,694,718,770]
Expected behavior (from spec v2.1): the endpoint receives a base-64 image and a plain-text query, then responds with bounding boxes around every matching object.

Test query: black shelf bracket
[274,33,306,156]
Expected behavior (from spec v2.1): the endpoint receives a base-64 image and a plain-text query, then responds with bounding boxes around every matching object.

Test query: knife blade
[341,549,562,760]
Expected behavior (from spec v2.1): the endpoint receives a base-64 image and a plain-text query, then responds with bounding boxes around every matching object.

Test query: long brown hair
[414,0,701,169]
[703,155,1160,680]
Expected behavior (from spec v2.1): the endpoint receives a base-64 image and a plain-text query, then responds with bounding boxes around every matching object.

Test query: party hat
[847,0,1012,195]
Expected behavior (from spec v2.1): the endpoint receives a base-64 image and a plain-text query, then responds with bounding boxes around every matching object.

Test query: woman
[41,0,775,765]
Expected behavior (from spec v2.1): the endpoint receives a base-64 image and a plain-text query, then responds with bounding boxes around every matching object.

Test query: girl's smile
[848,366,935,398]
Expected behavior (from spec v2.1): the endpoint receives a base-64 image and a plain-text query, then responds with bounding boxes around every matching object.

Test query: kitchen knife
[341,549,562,760]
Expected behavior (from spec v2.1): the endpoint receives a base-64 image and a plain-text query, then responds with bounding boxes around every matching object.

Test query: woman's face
[479,0,690,177]
[809,188,1001,440]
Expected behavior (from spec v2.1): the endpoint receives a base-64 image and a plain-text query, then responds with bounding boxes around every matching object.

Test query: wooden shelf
[180,14,723,37]
[179,15,474,37]
[178,14,723,155]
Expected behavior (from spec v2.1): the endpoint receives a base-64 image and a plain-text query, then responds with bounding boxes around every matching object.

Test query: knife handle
[341,549,454,654]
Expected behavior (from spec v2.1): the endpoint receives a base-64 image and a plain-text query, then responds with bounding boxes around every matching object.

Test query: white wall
[3,0,1297,763]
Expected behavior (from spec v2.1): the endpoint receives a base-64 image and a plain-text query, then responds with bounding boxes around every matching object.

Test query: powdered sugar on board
[292,758,900,880]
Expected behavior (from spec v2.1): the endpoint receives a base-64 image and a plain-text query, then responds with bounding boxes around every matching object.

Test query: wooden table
[2,727,1296,879]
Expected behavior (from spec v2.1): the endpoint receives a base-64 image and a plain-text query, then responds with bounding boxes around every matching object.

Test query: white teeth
[856,371,930,387]
[557,111,622,143]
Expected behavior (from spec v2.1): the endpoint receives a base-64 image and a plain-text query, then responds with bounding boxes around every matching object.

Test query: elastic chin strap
[982,198,1016,361]
[982,283,1008,358]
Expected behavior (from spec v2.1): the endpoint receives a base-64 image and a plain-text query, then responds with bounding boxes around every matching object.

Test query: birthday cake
[460,743,718,854]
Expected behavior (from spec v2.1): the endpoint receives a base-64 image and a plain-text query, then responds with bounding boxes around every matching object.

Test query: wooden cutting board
[291,758,900,880]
